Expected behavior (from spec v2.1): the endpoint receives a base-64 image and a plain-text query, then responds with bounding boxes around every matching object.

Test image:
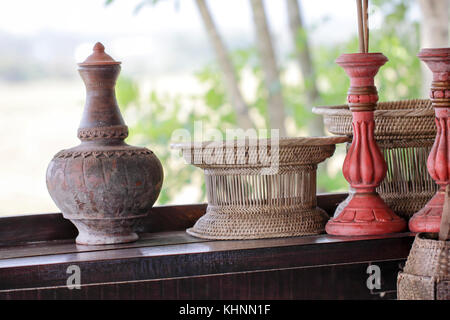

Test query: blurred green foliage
[117,0,422,204]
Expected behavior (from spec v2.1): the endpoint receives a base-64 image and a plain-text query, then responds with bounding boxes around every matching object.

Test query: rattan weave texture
[398,233,450,300]
[173,136,348,239]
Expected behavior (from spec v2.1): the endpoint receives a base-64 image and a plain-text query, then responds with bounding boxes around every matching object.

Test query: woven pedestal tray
[313,99,438,220]
[397,233,449,300]
[172,137,348,240]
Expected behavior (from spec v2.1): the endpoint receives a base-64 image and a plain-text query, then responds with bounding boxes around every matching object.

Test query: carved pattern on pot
[54,148,154,159]
[77,125,129,141]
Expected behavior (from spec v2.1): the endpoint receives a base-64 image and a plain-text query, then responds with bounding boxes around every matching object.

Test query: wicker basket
[172,136,348,240]
[313,99,438,220]
[397,232,449,300]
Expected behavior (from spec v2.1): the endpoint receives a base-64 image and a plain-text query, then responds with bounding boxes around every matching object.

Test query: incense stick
[363,0,369,53]
[356,0,365,53]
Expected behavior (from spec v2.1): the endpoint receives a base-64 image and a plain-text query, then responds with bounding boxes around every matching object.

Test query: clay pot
[46,43,163,245]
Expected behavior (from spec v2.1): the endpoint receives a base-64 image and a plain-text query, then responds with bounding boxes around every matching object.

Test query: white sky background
[0,0,359,38]
[0,0,393,69]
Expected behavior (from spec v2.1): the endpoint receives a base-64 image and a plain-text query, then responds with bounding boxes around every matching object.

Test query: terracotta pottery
[409,48,450,233]
[325,53,406,236]
[46,43,163,245]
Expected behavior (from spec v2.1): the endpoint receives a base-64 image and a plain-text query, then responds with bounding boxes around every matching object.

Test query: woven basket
[313,99,438,220]
[172,136,348,240]
[397,233,450,300]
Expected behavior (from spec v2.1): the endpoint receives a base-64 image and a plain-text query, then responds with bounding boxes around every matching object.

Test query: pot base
[76,231,138,245]
[69,217,142,245]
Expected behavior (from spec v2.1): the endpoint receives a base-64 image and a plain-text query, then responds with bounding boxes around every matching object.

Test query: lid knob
[78,42,121,66]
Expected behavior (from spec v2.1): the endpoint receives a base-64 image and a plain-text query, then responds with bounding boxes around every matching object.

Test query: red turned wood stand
[326,53,406,236]
[409,48,450,233]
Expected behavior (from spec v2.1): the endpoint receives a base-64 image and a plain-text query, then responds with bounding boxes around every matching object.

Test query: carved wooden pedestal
[325,53,406,236]
[409,48,450,233]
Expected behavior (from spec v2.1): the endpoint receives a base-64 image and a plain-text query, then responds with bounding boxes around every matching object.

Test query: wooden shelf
[0,193,414,300]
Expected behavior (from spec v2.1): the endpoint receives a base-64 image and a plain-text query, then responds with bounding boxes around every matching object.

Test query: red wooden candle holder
[326,53,406,236]
[409,48,450,233]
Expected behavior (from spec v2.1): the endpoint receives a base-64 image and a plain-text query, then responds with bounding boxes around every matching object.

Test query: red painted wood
[410,47,450,232]
[326,53,406,236]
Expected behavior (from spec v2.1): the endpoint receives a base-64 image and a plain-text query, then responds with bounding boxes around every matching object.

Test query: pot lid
[78,42,121,66]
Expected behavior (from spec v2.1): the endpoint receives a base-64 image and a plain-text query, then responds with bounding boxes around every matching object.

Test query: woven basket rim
[416,232,450,245]
[312,99,433,118]
[171,136,349,150]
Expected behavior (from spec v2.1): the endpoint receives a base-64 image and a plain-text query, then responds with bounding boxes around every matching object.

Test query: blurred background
[0,0,448,215]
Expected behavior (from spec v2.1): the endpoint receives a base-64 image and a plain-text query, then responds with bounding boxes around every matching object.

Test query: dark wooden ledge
[0,192,415,300]
[0,193,347,246]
